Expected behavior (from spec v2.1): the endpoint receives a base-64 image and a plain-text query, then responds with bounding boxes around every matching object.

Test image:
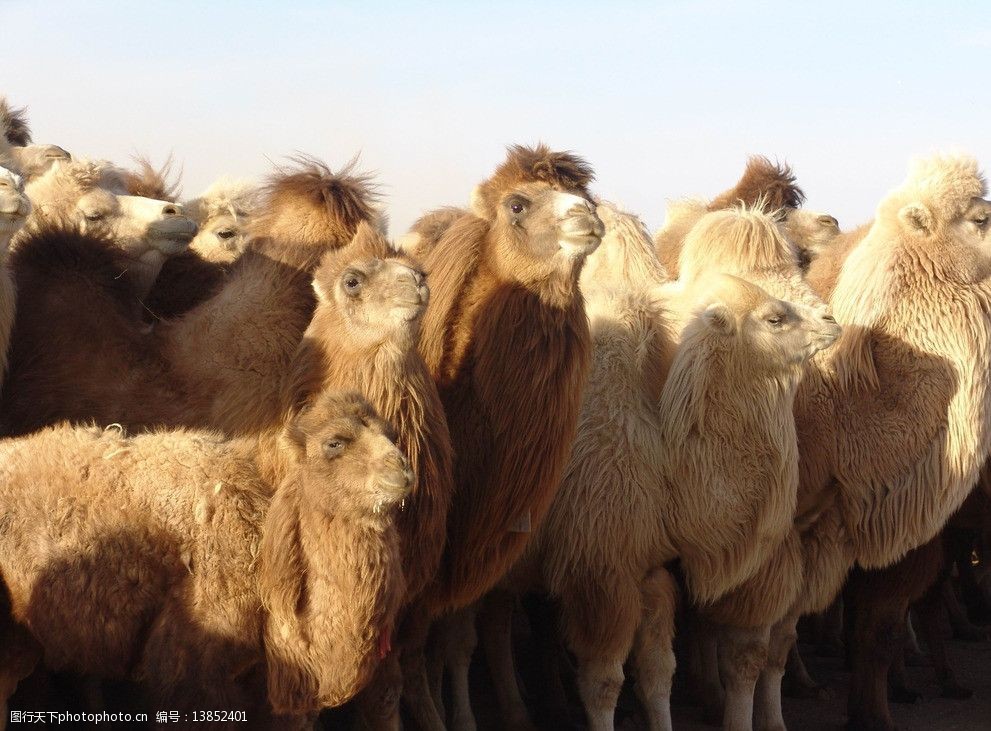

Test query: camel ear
[702,303,736,336]
[898,203,934,235]
[469,185,488,218]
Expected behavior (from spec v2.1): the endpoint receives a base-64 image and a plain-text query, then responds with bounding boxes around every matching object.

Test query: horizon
[5,0,989,234]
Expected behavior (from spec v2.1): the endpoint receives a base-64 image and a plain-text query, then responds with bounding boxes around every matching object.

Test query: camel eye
[767,316,783,326]
[216,228,236,240]
[342,272,363,296]
[83,211,105,222]
[322,439,347,459]
[507,197,528,216]
[973,216,988,228]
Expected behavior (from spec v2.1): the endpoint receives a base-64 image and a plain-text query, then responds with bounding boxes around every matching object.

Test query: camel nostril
[818,215,839,228]
[45,146,70,160]
[162,204,181,216]
[822,314,836,323]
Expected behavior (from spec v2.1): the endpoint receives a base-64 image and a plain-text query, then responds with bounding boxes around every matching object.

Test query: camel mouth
[558,234,601,258]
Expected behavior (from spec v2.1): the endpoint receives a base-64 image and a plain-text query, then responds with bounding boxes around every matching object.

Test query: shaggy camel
[280,221,454,728]
[720,153,991,731]
[483,206,840,731]
[0,391,409,728]
[410,144,603,728]
[654,157,839,278]
[0,97,70,181]
[186,176,260,263]
[0,166,29,384]
[658,203,842,731]
[23,159,197,298]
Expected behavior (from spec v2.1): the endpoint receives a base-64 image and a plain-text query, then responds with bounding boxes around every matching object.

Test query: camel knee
[577,659,624,722]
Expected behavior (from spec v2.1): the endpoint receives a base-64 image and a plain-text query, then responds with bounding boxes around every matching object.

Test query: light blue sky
[5,1,989,234]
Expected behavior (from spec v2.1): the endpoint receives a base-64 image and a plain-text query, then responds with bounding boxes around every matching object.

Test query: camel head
[688,273,841,371]
[709,156,806,214]
[879,154,991,280]
[285,391,413,518]
[0,97,71,181]
[470,144,604,286]
[25,159,198,296]
[679,206,801,284]
[781,208,841,268]
[186,177,260,263]
[250,156,381,255]
[311,221,429,349]
[0,166,31,251]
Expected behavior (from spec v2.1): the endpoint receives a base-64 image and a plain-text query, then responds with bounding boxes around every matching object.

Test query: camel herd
[0,94,989,731]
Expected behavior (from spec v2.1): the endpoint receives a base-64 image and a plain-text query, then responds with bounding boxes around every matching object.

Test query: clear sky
[5,1,989,234]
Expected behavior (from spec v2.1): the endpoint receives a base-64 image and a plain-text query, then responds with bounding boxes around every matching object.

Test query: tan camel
[0,391,409,729]
[0,97,70,181]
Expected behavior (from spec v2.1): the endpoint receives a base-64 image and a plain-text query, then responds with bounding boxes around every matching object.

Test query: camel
[0,97,70,181]
[119,156,181,202]
[663,204,844,731]
[407,144,603,728]
[0,391,409,729]
[281,222,455,728]
[0,166,29,384]
[482,205,840,731]
[186,176,261,263]
[805,222,871,300]
[654,156,840,278]
[22,159,197,298]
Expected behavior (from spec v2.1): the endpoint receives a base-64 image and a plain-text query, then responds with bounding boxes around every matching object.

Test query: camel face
[698,274,841,370]
[490,182,604,274]
[0,166,30,245]
[3,143,71,181]
[317,256,429,344]
[189,211,244,262]
[949,196,991,258]
[294,393,413,516]
[782,208,841,265]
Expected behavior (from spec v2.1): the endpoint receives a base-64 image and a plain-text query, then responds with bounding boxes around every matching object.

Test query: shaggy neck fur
[418,213,592,611]
[661,327,801,602]
[284,314,454,601]
[260,473,404,714]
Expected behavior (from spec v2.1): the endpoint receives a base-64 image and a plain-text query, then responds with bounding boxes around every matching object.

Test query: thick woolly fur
[284,222,454,604]
[415,144,603,612]
[120,156,181,202]
[0,391,409,724]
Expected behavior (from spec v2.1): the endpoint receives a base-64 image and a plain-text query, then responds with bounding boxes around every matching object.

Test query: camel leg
[695,616,726,724]
[719,624,770,731]
[814,597,844,658]
[401,604,447,731]
[630,568,677,731]
[478,590,535,731]
[941,574,987,641]
[782,643,821,698]
[0,621,41,731]
[560,580,641,731]
[527,595,574,727]
[440,605,479,731]
[425,626,447,724]
[916,579,973,700]
[354,651,402,731]
[755,615,797,731]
